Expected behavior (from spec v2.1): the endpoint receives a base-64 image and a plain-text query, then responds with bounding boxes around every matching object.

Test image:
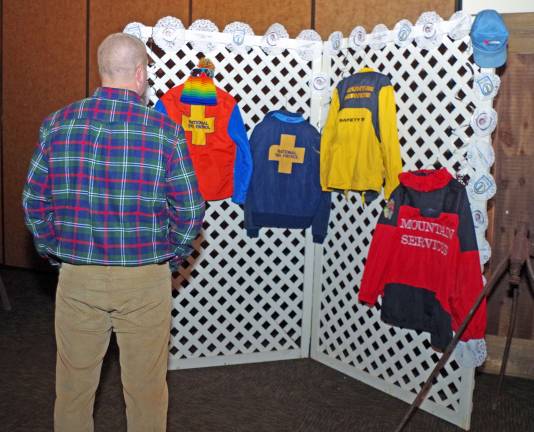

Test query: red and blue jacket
[155,84,252,204]
[358,168,486,350]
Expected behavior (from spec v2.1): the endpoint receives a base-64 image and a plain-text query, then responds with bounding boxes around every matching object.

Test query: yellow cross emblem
[268,134,305,174]
[182,105,215,145]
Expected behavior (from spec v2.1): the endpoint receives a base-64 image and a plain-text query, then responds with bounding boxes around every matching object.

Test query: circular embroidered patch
[470,108,498,137]
[415,11,444,50]
[123,22,148,43]
[349,26,367,51]
[448,11,472,40]
[369,24,389,51]
[393,19,414,47]
[468,172,497,201]
[223,22,254,55]
[153,16,185,51]
[326,31,343,56]
[473,73,501,101]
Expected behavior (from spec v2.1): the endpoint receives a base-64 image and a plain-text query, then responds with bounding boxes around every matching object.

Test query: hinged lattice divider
[130,16,485,429]
[143,28,323,369]
[310,33,482,430]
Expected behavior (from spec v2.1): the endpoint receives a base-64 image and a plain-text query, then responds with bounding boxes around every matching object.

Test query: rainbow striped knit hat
[180,57,217,105]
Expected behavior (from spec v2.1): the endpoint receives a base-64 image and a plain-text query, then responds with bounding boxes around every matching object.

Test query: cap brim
[473,47,507,68]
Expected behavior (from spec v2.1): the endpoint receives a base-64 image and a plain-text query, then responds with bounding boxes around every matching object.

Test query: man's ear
[135,64,144,85]
[134,63,148,95]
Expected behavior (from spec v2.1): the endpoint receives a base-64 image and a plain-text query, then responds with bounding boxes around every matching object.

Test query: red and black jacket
[358,168,486,350]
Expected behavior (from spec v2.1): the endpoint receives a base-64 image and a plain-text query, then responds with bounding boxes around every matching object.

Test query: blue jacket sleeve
[312,132,331,243]
[228,105,252,204]
[244,124,260,238]
[154,99,169,116]
[244,195,260,238]
[312,191,331,244]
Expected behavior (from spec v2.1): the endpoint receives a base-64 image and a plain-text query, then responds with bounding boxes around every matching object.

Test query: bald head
[97,33,148,95]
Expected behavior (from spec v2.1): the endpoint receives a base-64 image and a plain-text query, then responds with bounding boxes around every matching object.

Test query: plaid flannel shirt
[22,87,205,271]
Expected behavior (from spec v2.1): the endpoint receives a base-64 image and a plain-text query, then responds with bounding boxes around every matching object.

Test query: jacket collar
[399,168,453,192]
[93,87,143,104]
[272,110,305,123]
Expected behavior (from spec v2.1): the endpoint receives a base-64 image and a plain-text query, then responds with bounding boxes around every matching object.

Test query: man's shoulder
[42,96,182,138]
[41,97,92,129]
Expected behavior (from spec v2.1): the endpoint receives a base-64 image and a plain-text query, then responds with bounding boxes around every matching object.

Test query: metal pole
[394,255,510,432]
[492,284,519,409]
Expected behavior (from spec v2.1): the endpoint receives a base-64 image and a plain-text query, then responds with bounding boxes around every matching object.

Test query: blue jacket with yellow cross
[244,110,331,243]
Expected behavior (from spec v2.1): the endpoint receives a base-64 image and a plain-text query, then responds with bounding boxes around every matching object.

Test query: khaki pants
[54,263,172,432]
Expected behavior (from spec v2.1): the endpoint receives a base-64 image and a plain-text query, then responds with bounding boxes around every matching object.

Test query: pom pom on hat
[197,57,215,70]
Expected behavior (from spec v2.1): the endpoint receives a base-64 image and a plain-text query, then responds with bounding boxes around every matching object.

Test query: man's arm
[165,128,205,271]
[22,125,59,262]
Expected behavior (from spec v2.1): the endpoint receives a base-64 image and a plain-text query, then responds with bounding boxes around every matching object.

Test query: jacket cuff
[313,234,326,244]
[246,228,259,238]
[231,193,246,205]
[169,256,183,273]
[48,257,61,268]
[358,291,378,305]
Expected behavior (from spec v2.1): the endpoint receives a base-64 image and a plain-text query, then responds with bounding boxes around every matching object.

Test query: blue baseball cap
[470,10,509,68]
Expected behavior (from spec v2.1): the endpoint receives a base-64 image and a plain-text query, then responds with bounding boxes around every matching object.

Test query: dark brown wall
[503,12,534,55]
[315,0,454,37]
[485,14,534,342]
[489,53,534,339]
[192,0,312,37]
[2,0,87,268]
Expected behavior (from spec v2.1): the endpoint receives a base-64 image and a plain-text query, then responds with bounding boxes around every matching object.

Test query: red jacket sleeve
[358,187,402,304]
[450,189,486,341]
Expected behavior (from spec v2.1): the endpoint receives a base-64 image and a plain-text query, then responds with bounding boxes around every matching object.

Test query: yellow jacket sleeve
[378,85,402,199]
[320,88,340,191]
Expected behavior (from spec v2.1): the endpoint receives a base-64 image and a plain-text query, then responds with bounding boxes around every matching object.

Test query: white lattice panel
[170,202,309,367]
[127,15,490,429]
[143,32,321,369]
[311,34,482,430]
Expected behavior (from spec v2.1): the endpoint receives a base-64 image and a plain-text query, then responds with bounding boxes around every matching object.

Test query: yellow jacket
[320,68,402,199]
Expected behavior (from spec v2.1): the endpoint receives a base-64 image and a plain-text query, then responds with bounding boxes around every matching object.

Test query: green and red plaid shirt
[22,87,205,270]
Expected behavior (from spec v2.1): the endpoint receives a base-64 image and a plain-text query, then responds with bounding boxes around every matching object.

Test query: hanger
[279,94,305,116]
[422,160,441,171]
[277,93,289,113]
[340,59,352,78]
[359,45,372,72]
[422,155,441,171]
[465,62,476,82]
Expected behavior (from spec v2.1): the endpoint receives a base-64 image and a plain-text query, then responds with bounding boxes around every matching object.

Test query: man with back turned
[22,32,205,431]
